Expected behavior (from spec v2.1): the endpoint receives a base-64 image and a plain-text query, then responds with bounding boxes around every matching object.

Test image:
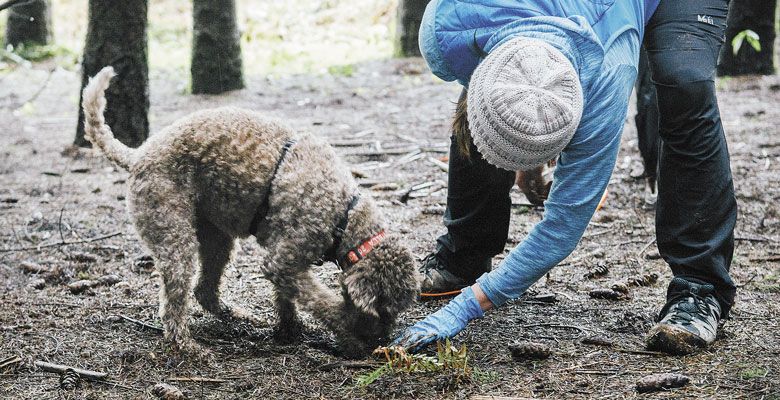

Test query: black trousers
[435,0,738,315]
[635,46,660,187]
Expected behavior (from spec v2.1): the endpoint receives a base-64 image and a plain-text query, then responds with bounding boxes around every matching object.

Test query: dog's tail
[81,66,134,170]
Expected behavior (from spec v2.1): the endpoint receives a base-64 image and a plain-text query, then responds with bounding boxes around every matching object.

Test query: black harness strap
[322,194,360,268]
[248,139,297,235]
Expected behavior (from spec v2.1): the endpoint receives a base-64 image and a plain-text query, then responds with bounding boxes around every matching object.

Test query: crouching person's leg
[421,89,516,296]
[643,0,737,355]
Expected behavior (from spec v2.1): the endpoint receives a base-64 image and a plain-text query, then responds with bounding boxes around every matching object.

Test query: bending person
[404,0,735,355]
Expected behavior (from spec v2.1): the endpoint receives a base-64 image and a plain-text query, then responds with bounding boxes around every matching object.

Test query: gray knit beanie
[467,36,583,171]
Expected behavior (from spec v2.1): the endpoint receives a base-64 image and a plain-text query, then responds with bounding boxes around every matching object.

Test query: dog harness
[248,140,385,270]
[248,139,297,235]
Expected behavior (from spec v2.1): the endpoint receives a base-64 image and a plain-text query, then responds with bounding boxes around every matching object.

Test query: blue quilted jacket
[420,0,659,86]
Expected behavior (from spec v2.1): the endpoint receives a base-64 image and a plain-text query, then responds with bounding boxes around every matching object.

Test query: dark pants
[436,0,737,315]
[435,109,516,282]
[635,46,660,187]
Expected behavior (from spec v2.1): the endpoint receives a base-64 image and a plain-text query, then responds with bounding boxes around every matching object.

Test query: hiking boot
[418,253,475,298]
[646,277,722,355]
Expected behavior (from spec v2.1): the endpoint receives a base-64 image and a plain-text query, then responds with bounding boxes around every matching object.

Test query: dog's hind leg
[130,178,201,354]
[194,217,261,327]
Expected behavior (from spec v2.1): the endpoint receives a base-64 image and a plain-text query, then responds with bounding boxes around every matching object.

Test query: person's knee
[652,76,718,144]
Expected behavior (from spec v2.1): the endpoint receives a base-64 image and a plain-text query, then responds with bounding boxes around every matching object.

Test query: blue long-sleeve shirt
[419,0,658,307]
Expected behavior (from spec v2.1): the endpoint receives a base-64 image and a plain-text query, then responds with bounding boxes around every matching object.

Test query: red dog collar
[339,230,386,268]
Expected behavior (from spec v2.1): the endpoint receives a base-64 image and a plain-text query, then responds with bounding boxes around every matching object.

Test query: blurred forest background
[0,0,401,76]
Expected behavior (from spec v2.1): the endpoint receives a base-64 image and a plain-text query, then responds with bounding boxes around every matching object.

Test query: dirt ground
[1,59,779,399]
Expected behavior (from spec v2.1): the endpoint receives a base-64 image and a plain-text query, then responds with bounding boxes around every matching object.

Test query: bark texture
[717,0,777,76]
[191,0,244,94]
[395,0,428,57]
[5,0,51,47]
[75,0,149,148]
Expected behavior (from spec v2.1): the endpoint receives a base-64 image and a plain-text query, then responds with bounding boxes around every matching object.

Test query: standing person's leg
[634,45,660,206]
[643,0,737,354]
[421,89,516,294]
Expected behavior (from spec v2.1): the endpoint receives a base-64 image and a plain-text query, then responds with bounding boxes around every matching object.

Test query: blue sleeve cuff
[458,286,485,320]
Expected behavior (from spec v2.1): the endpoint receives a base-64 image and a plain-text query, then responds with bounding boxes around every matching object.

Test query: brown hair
[453,89,471,158]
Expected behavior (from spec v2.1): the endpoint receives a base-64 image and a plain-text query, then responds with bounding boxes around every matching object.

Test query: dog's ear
[342,237,418,319]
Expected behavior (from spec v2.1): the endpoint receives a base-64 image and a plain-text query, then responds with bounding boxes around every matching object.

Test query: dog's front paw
[165,340,212,368]
[273,321,303,345]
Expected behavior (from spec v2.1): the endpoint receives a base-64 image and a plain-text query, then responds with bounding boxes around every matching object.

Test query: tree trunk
[191,0,244,94]
[395,0,429,57]
[5,0,51,47]
[717,0,776,76]
[75,0,149,148]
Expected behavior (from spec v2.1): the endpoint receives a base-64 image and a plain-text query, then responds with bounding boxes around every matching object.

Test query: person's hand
[391,286,484,352]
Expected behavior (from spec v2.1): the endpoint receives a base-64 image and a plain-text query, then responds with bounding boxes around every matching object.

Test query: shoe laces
[662,289,717,325]
[419,253,447,274]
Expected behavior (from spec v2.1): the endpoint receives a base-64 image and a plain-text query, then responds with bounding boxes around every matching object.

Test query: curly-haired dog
[81,66,418,357]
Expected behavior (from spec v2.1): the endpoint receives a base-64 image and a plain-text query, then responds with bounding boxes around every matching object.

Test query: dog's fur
[81,66,418,357]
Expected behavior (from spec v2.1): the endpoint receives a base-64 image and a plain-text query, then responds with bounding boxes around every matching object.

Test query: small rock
[636,373,690,393]
[106,315,122,323]
[150,271,160,279]
[645,250,662,260]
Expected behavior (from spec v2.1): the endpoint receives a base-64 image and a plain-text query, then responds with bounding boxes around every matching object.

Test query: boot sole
[645,324,709,355]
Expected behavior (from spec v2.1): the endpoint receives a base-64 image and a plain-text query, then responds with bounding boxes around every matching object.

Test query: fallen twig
[21,67,55,105]
[34,361,107,381]
[119,314,163,333]
[749,254,780,262]
[637,237,656,256]
[521,323,592,334]
[735,235,772,243]
[0,355,22,370]
[614,348,667,356]
[168,376,229,384]
[318,360,382,371]
[428,157,449,172]
[0,231,122,253]
[344,146,419,157]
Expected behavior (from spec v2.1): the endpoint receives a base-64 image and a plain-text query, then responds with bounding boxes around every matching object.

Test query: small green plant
[354,363,391,387]
[355,340,479,388]
[740,366,768,380]
[732,29,761,56]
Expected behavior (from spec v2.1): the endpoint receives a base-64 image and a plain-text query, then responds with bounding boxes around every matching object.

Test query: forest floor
[1,59,779,400]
